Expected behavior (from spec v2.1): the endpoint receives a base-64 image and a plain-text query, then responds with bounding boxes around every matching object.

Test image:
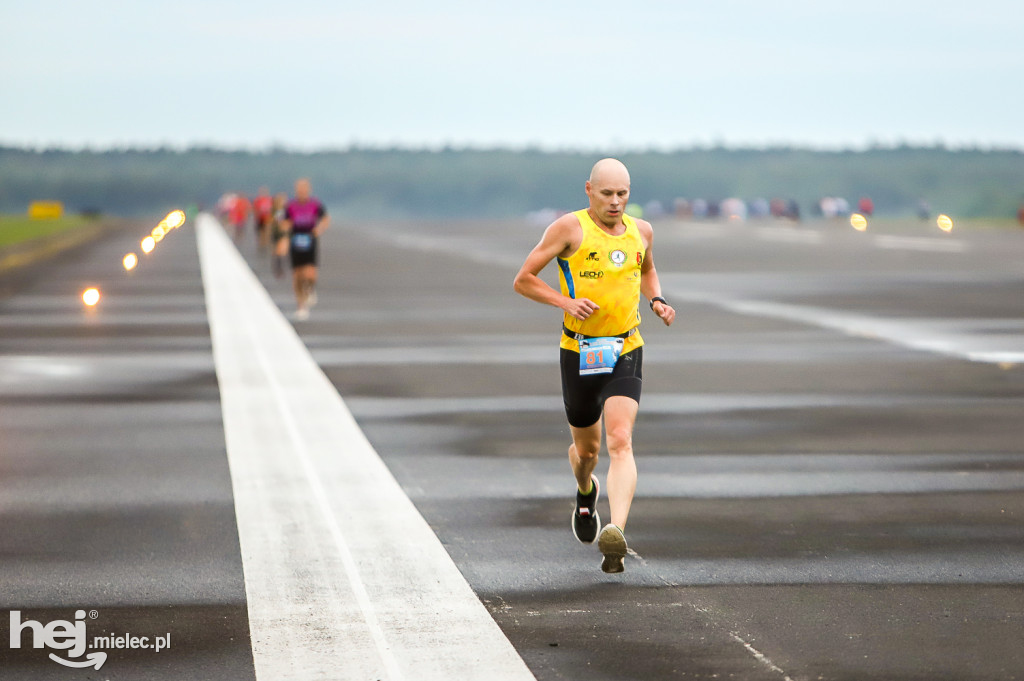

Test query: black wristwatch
[650,296,668,310]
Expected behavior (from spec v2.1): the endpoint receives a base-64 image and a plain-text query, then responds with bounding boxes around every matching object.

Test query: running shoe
[295,307,310,321]
[598,523,627,574]
[307,288,318,308]
[571,475,600,544]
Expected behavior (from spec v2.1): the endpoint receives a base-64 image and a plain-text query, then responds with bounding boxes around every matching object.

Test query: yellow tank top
[558,209,645,353]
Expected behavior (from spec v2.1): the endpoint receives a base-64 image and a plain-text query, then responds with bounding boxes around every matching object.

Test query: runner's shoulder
[547,212,584,253]
[631,216,654,247]
[631,215,653,234]
[549,210,582,230]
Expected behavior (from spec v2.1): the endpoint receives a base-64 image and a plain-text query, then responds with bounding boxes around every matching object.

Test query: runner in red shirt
[229,194,251,244]
[252,186,274,253]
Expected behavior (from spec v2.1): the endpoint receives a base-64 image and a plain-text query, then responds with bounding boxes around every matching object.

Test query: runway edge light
[166,209,186,229]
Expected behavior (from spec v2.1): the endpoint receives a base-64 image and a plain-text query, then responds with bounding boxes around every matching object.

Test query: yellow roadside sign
[28,201,64,220]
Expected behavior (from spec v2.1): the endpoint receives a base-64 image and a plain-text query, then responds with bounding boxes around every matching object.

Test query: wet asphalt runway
[2,212,1024,680]
[0,221,255,680]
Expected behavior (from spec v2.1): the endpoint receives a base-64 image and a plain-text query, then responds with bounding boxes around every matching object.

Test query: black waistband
[562,324,637,342]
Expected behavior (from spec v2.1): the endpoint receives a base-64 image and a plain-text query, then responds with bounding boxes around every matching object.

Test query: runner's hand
[653,301,675,326]
[564,297,599,321]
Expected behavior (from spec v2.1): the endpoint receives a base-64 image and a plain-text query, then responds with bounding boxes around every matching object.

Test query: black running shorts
[289,232,318,269]
[560,346,643,428]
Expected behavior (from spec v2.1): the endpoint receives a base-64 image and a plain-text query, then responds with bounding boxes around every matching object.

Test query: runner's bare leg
[292,269,306,309]
[603,396,639,530]
[569,420,602,493]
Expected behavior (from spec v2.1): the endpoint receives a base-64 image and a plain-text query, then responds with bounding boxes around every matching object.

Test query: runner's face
[586,178,630,227]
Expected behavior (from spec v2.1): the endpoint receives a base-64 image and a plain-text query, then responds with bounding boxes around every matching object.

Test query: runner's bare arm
[637,221,675,326]
[314,214,330,237]
[513,216,599,321]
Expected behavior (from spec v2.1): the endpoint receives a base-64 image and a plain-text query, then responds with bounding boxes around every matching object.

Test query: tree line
[1,145,1022,219]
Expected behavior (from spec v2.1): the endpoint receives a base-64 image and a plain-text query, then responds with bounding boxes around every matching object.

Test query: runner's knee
[571,437,600,460]
[606,425,633,459]
[580,442,601,460]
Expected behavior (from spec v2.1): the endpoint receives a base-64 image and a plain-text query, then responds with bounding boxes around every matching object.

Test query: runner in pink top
[280,178,330,320]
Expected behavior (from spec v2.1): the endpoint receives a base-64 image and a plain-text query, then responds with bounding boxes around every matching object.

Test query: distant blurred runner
[252,187,274,252]
[216,192,237,221]
[513,158,675,574]
[228,193,251,243]
[786,198,801,222]
[917,199,932,221]
[270,191,289,278]
[281,178,329,320]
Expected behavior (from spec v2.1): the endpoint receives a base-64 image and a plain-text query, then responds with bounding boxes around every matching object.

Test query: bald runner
[514,158,675,573]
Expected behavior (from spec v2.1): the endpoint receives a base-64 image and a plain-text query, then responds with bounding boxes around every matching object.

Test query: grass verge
[0,214,94,248]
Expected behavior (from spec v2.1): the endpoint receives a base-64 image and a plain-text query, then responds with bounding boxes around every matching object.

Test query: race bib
[291,232,313,252]
[579,337,624,376]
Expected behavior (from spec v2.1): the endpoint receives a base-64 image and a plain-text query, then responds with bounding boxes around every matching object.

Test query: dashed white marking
[197,214,535,681]
[0,355,91,381]
[756,226,823,244]
[729,632,796,681]
[311,344,553,366]
[345,393,1024,419]
[873,234,967,252]
[675,291,1024,366]
[665,222,732,240]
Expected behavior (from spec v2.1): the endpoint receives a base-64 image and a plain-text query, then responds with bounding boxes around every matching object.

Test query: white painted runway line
[675,291,1024,366]
[873,234,967,252]
[344,393,1024,419]
[729,632,795,681]
[755,226,823,244]
[197,214,535,681]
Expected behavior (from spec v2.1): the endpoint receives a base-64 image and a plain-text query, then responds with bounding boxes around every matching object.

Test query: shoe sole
[571,476,600,544]
[599,526,627,574]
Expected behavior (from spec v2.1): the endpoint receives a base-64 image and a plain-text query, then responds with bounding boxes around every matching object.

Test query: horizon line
[2,140,1024,155]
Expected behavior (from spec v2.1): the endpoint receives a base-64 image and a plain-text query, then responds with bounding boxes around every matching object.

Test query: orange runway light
[850,213,868,231]
[165,209,186,229]
[937,214,954,232]
[82,287,101,306]
[141,236,156,253]
[123,253,138,270]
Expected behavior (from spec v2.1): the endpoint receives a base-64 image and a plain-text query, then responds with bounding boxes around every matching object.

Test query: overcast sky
[3,0,1022,151]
